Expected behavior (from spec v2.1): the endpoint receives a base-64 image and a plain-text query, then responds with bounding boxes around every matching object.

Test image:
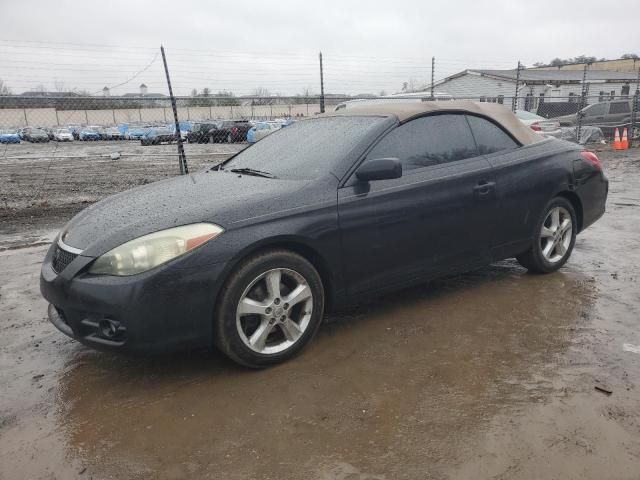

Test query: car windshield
[223,116,385,180]
[56,129,69,133]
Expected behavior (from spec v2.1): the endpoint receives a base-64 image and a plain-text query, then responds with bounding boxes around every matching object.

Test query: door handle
[473,181,495,196]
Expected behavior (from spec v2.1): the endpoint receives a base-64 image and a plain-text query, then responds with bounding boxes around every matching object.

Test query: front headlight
[88,223,224,276]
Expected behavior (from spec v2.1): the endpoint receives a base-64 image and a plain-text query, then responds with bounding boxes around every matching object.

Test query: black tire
[516,196,577,273]
[214,249,325,368]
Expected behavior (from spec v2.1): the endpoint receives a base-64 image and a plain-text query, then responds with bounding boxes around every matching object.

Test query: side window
[466,115,519,155]
[585,103,606,117]
[609,102,630,114]
[365,114,478,171]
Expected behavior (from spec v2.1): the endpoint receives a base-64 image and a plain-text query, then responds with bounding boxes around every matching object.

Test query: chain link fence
[1,46,639,230]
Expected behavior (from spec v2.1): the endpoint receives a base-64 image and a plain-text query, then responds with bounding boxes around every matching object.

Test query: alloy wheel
[540,206,572,263]
[236,268,313,354]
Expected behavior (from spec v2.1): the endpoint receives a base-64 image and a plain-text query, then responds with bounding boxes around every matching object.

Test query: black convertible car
[41,101,608,367]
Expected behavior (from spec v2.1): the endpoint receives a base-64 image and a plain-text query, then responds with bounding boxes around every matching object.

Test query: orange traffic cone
[621,127,629,150]
[613,128,622,150]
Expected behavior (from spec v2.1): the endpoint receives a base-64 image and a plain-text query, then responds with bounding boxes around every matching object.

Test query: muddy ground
[0,141,244,233]
[0,147,639,479]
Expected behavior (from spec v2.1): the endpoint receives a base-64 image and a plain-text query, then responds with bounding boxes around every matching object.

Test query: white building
[426,69,636,111]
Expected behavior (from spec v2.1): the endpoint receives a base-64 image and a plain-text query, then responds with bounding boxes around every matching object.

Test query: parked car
[78,127,101,141]
[125,125,150,140]
[185,122,218,143]
[53,128,74,142]
[247,121,283,143]
[140,126,179,146]
[41,101,608,368]
[22,128,50,143]
[515,110,562,138]
[97,127,124,141]
[67,125,82,140]
[0,129,21,144]
[555,100,633,135]
[210,120,251,143]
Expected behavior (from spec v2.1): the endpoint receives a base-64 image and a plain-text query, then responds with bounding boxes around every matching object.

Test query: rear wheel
[517,197,577,273]
[214,249,324,368]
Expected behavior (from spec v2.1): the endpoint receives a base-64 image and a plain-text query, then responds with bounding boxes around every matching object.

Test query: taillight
[581,151,601,170]
[232,127,238,133]
[530,122,541,131]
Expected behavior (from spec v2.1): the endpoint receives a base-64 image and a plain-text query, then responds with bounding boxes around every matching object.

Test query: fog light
[99,319,120,339]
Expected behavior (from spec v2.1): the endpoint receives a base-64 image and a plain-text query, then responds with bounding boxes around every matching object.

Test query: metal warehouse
[430,68,637,110]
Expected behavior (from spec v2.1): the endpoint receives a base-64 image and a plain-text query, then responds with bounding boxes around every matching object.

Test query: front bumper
[40,243,229,353]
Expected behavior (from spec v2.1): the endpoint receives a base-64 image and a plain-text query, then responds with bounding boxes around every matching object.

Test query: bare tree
[190,88,198,97]
[0,78,11,95]
[31,84,47,94]
[401,79,420,93]
[621,53,639,60]
[251,87,274,105]
[54,80,67,93]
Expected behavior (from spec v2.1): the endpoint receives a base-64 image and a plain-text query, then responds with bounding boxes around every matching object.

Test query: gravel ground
[0,146,639,479]
[0,140,245,233]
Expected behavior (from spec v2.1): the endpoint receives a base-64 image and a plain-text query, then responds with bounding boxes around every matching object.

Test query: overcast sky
[1,0,638,96]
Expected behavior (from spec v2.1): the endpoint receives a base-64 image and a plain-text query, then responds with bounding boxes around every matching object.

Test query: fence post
[23,108,28,126]
[430,56,435,100]
[161,45,188,175]
[512,61,521,113]
[319,51,325,113]
[631,68,640,147]
[576,63,590,143]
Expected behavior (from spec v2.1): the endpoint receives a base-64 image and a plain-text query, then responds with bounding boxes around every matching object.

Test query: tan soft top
[328,100,543,145]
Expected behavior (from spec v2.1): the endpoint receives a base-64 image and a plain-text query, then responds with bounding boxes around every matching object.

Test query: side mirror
[355,158,402,182]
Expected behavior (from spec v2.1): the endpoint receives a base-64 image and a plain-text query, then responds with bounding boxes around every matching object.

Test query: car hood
[61,170,320,257]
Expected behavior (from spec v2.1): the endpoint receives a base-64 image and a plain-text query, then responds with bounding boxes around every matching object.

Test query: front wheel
[214,249,325,368]
[517,197,577,273]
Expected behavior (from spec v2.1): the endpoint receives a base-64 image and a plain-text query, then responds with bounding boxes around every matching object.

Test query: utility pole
[161,45,188,175]
[430,56,435,100]
[576,63,590,143]
[512,60,521,113]
[319,51,325,113]
[631,68,640,147]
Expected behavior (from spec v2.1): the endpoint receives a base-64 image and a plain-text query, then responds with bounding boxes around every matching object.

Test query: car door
[581,102,607,127]
[466,114,559,258]
[338,113,498,297]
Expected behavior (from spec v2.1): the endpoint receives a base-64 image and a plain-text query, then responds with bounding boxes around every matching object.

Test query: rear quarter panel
[485,138,580,258]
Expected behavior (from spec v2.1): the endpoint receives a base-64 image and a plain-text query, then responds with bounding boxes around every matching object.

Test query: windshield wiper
[228,167,276,179]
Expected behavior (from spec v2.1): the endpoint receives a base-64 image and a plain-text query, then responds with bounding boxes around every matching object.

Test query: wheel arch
[556,190,584,232]
[214,235,337,313]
